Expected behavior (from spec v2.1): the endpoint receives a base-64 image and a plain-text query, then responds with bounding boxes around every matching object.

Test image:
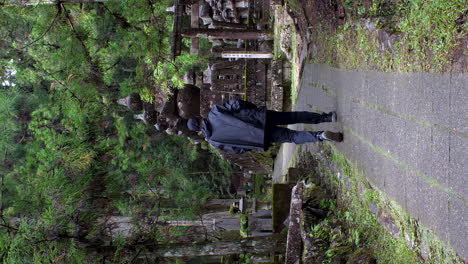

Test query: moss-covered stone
[272,183,294,232]
[286,167,307,183]
[248,147,278,173]
[346,248,376,264]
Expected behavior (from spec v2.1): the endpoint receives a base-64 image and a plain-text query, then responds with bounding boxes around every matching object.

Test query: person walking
[187,99,343,154]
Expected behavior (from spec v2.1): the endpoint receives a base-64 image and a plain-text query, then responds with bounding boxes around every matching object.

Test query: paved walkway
[272,64,467,259]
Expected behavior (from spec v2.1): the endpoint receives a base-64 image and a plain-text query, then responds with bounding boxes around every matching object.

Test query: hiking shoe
[320,131,343,142]
[327,111,337,122]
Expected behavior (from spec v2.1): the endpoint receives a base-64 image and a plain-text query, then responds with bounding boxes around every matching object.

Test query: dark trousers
[264,110,330,145]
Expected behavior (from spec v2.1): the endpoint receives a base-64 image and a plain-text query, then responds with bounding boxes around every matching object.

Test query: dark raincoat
[201,99,267,154]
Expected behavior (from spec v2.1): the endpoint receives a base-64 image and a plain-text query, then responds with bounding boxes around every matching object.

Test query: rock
[152,92,167,112]
[376,209,400,238]
[331,256,346,264]
[117,93,142,111]
[223,0,233,10]
[154,115,169,131]
[302,236,327,263]
[286,167,307,183]
[302,186,330,209]
[154,117,168,131]
[199,3,213,25]
[280,25,293,60]
[154,124,161,131]
[176,84,200,119]
[173,118,191,135]
[187,135,204,144]
[164,115,179,127]
[213,10,223,21]
[134,103,158,125]
[203,66,212,84]
[375,29,399,52]
[165,127,177,135]
[235,0,248,8]
[134,110,157,125]
[346,248,376,264]
[183,72,195,85]
[419,242,430,262]
[134,113,145,122]
[157,94,178,121]
[142,102,158,125]
[367,202,378,215]
[361,18,400,53]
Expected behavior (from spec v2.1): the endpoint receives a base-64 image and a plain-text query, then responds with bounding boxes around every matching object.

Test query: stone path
[272,63,467,260]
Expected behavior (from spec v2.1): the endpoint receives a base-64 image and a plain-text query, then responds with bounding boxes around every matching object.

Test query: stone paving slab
[272,63,467,260]
[449,197,468,259]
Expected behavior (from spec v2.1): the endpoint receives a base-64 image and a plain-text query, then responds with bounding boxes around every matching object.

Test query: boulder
[153,92,167,112]
[157,94,178,121]
[155,115,169,131]
[154,122,168,132]
[165,127,178,135]
[173,118,191,135]
[177,84,200,119]
[134,102,158,125]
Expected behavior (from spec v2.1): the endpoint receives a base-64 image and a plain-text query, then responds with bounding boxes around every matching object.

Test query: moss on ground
[309,0,466,72]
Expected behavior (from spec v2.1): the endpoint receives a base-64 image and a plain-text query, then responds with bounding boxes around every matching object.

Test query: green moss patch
[294,143,464,263]
[308,0,466,72]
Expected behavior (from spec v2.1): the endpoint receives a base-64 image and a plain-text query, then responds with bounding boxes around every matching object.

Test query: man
[187,99,343,154]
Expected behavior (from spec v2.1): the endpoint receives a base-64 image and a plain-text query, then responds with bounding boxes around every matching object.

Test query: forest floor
[271,0,466,263]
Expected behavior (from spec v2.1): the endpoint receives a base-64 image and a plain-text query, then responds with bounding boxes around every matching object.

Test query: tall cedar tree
[0,1,232,262]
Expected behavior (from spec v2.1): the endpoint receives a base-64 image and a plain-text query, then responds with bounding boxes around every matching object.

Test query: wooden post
[181,28,273,40]
[211,60,245,70]
[211,21,248,29]
[222,51,273,59]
